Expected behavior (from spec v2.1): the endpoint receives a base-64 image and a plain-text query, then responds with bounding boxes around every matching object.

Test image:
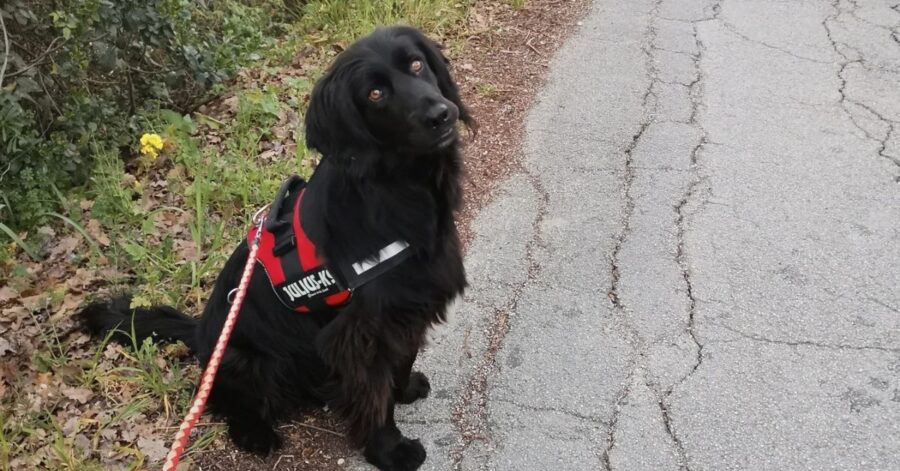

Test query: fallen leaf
[66,268,95,292]
[174,239,197,261]
[100,428,118,441]
[0,305,27,324]
[222,95,239,113]
[0,337,14,356]
[258,149,280,161]
[73,433,92,458]
[62,416,80,435]
[48,236,82,259]
[121,173,136,187]
[20,293,50,312]
[37,226,56,239]
[86,219,111,247]
[61,385,94,404]
[0,286,17,304]
[104,344,124,361]
[50,293,84,323]
[137,436,168,462]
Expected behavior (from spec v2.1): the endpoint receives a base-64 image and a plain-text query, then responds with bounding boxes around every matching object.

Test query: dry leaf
[137,436,168,462]
[20,293,50,312]
[0,337,14,356]
[0,286,17,304]
[121,173,137,187]
[73,433,92,458]
[0,305,27,324]
[51,294,84,323]
[61,385,94,404]
[222,95,239,113]
[66,268,95,292]
[258,149,280,161]
[86,219,111,247]
[49,236,82,259]
[174,239,197,261]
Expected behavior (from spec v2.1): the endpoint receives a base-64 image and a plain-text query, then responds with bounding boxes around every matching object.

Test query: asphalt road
[358,0,900,469]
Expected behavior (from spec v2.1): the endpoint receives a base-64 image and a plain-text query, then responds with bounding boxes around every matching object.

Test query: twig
[161,422,225,429]
[127,70,135,116]
[38,72,62,117]
[0,9,9,86]
[6,37,63,79]
[279,422,344,437]
[273,454,294,469]
[0,162,11,182]
[194,111,226,126]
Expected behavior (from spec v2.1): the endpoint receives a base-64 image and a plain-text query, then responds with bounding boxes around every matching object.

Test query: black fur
[80,26,470,471]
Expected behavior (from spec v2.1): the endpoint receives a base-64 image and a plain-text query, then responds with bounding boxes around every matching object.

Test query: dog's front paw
[377,438,427,471]
[228,419,282,455]
[398,372,431,404]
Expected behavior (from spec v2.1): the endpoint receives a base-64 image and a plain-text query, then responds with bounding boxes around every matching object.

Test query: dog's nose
[424,103,450,128]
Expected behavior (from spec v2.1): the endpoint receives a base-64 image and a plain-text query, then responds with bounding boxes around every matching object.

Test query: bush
[0,0,284,231]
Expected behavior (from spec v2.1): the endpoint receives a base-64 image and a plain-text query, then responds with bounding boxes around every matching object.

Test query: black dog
[82,26,472,470]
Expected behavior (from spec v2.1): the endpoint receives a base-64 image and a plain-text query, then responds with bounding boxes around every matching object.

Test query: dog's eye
[410,60,423,74]
[368,89,383,102]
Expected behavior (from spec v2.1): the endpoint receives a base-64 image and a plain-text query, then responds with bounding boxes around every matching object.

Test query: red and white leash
[162,205,268,471]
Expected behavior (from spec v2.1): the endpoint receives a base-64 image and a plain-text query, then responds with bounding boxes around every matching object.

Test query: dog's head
[305,26,472,164]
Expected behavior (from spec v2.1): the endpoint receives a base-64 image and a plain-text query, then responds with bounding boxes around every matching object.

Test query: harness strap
[247,175,413,314]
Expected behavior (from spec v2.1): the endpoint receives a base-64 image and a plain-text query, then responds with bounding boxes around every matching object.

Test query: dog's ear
[399,27,475,131]
[305,63,373,158]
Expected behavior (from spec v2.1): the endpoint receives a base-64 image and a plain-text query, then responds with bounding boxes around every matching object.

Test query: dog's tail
[81,294,197,351]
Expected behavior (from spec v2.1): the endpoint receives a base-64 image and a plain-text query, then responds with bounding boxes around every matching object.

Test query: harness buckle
[252,203,271,227]
[272,234,296,256]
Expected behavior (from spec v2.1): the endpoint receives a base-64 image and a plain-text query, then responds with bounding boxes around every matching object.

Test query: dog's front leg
[362,400,427,471]
[317,313,427,471]
[393,350,431,405]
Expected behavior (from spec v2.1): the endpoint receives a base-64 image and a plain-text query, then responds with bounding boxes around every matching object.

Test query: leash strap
[162,209,266,471]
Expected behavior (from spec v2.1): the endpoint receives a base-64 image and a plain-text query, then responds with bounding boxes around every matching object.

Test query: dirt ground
[191,0,589,469]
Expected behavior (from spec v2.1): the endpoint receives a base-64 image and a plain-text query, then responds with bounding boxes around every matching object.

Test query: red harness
[247,176,412,313]
[247,183,351,312]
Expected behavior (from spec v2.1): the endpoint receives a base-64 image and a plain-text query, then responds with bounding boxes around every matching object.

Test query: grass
[0,219,38,261]
[507,0,527,9]
[0,0,479,468]
[476,81,499,97]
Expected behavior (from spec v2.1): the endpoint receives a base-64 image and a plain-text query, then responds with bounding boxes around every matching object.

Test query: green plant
[298,0,472,44]
[476,81,498,97]
[0,0,285,232]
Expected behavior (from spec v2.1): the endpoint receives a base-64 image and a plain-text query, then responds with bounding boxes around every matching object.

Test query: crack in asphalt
[599,368,637,471]
[653,12,718,470]
[718,18,830,64]
[600,2,666,468]
[824,0,900,182]
[716,323,900,353]
[868,296,900,315]
[607,114,650,311]
[604,2,722,470]
[493,397,609,424]
[449,167,549,469]
[845,0,900,38]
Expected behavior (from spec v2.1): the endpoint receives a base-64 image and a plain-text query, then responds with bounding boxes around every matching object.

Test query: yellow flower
[140,133,164,159]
